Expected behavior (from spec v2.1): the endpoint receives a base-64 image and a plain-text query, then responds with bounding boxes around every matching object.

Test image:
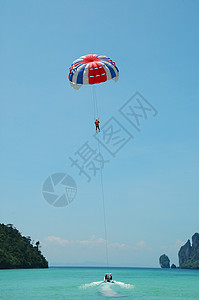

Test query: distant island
[159,233,199,269]
[0,223,48,269]
[159,254,171,268]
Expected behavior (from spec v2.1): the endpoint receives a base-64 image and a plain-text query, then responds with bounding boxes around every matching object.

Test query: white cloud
[41,236,157,266]
[136,241,146,248]
[44,235,130,250]
[45,236,70,246]
[136,240,152,251]
[109,242,130,250]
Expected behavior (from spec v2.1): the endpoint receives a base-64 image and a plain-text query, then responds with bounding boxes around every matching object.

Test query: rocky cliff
[159,254,170,268]
[178,233,199,269]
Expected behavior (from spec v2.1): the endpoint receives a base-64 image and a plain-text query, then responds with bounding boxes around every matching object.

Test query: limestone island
[0,223,48,269]
[178,233,199,269]
[159,254,170,268]
[159,233,199,269]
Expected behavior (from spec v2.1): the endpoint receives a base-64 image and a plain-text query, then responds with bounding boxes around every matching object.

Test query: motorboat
[104,273,114,283]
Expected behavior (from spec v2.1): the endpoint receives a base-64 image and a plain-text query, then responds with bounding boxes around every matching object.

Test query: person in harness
[104,273,113,282]
[95,118,100,133]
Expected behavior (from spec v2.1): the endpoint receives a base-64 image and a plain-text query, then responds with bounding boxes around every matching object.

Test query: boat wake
[80,280,134,298]
[99,284,127,298]
[114,281,134,289]
[80,281,104,289]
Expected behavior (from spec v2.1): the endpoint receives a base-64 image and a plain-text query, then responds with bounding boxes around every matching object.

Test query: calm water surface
[0,267,199,299]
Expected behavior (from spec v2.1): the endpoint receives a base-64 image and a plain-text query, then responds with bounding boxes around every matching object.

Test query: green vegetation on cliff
[179,233,199,269]
[159,233,199,269]
[0,223,48,269]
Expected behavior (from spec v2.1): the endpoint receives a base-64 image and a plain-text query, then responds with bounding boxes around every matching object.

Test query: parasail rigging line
[93,87,109,268]
[91,85,100,121]
[97,137,109,268]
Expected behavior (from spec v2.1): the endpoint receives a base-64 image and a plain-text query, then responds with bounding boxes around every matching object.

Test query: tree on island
[0,223,48,269]
[36,241,40,251]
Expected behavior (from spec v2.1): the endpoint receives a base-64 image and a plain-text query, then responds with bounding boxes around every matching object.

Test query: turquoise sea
[0,267,199,299]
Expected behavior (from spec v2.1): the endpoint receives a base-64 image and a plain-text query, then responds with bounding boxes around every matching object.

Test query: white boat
[104,273,114,283]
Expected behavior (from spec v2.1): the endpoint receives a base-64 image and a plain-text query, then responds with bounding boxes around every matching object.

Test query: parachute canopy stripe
[76,65,87,84]
[68,54,119,89]
[101,61,117,79]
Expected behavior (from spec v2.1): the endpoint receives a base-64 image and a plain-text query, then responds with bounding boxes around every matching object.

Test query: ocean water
[0,267,199,299]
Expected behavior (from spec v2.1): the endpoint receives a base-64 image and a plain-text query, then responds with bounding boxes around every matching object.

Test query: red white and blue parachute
[68,54,119,90]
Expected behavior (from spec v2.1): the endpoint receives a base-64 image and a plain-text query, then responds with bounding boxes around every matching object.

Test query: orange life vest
[95,120,99,125]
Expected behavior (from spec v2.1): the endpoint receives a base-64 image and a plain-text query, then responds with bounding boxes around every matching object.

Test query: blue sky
[1,0,199,267]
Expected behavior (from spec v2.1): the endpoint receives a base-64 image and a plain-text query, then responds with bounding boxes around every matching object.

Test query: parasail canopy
[68,54,119,90]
